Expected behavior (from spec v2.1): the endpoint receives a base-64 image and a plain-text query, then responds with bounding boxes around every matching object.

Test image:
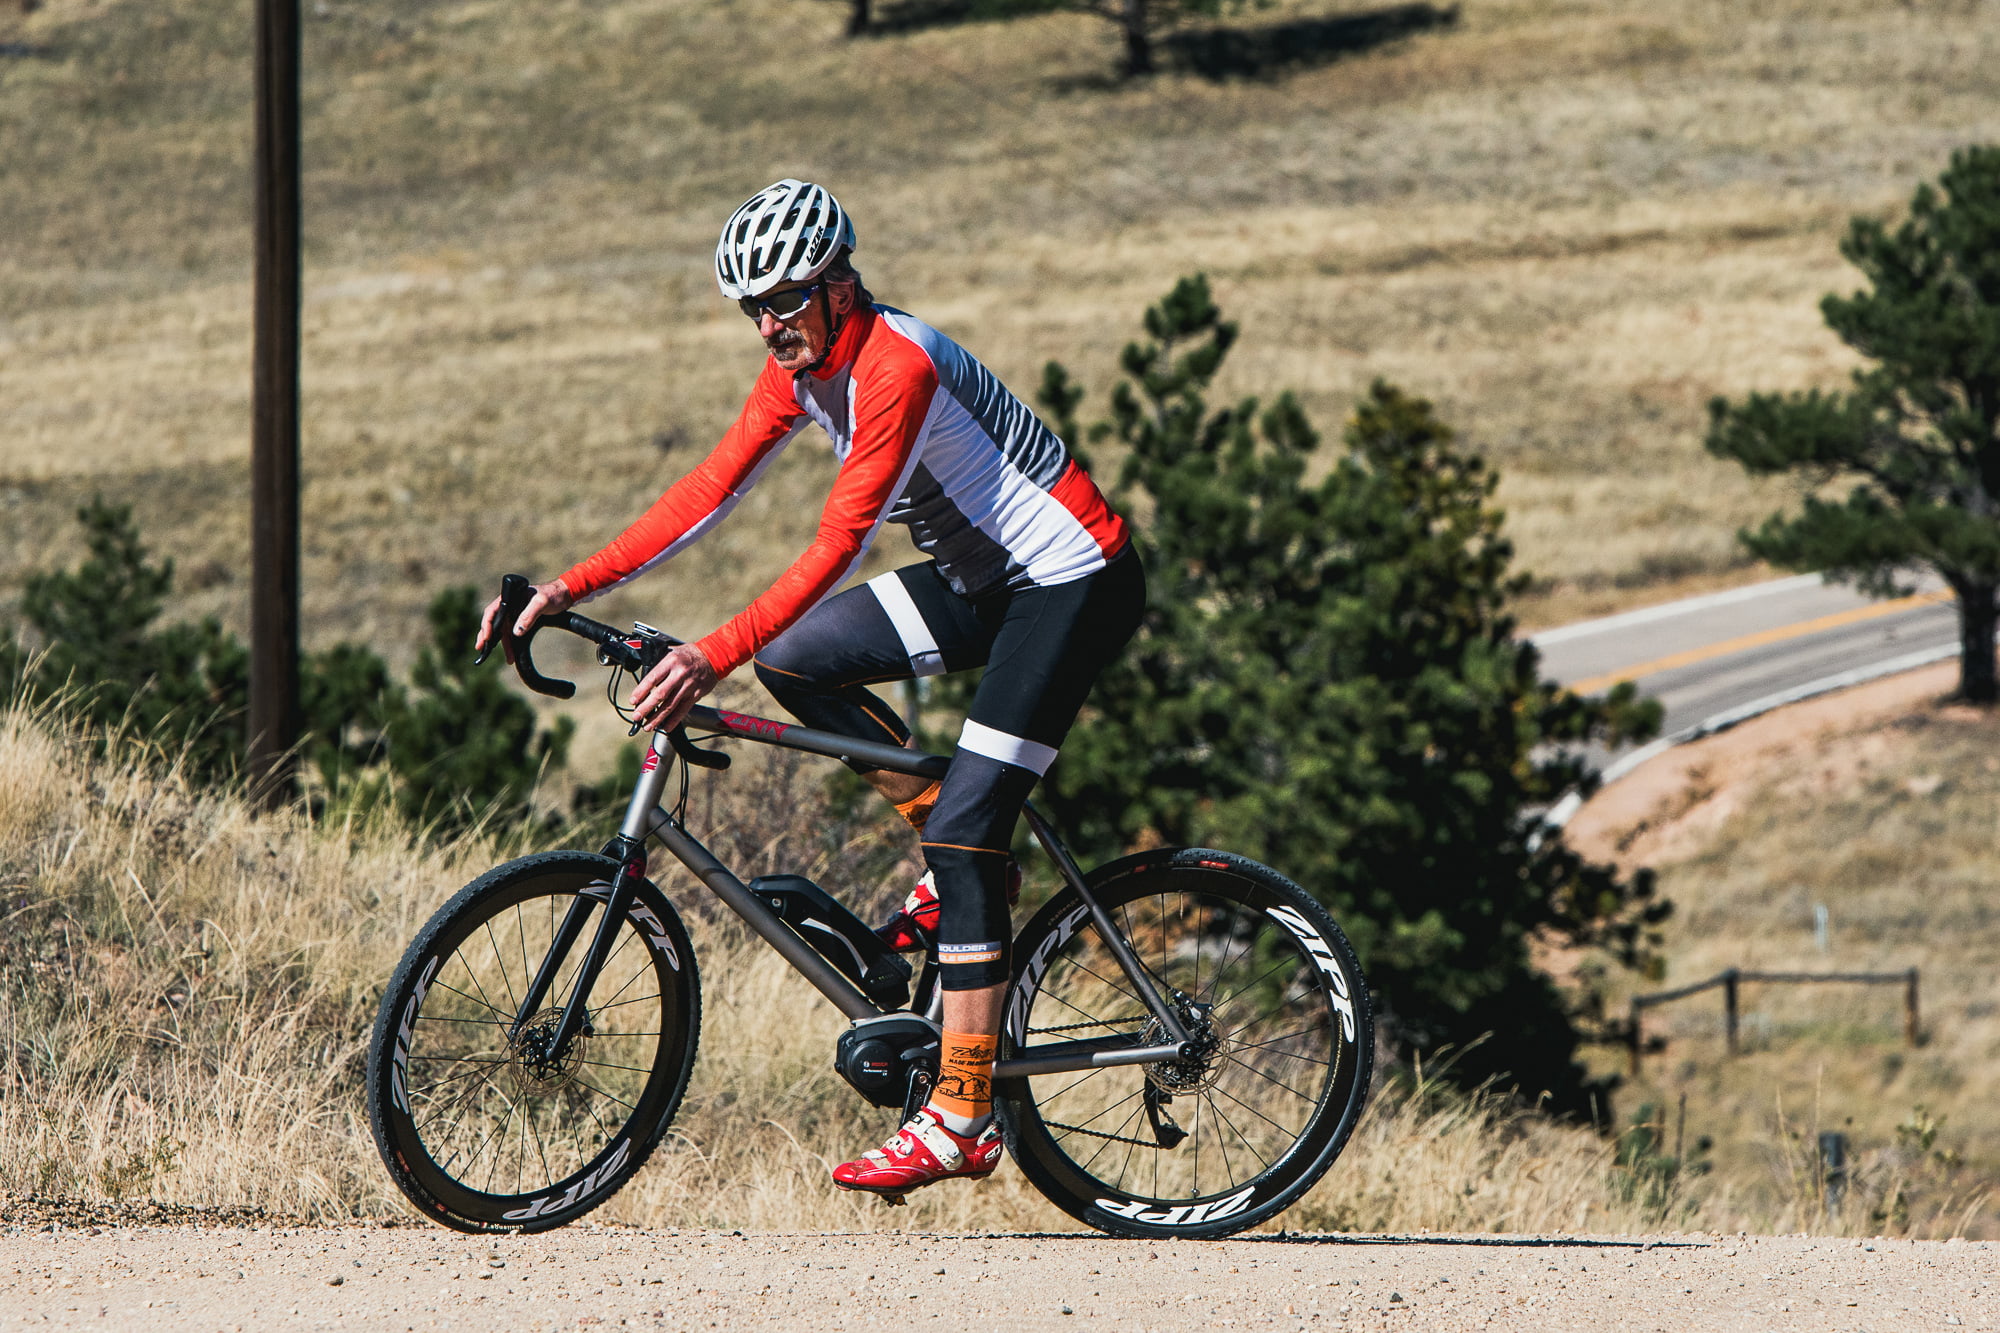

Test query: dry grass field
[9,696,1988,1238]
[0,700,1700,1235]
[5,0,2000,667]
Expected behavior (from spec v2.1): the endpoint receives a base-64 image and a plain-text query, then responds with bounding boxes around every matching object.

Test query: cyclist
[477,178,1143,1199]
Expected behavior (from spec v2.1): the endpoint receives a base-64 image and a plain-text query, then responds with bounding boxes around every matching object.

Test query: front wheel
[365,851,701,1232]
[997,848,1372,1239]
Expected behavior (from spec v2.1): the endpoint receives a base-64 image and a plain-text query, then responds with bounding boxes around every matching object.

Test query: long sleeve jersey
[559,304,1129,678]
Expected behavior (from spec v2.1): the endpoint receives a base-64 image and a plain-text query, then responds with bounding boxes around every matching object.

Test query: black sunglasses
[738,282,822,321]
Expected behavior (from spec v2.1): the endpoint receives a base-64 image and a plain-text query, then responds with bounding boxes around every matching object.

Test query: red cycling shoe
[875,864,1022,953]
[832,1107,1003,1199]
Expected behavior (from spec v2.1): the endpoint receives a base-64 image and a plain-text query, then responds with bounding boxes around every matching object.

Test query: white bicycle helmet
[714,179,857,301]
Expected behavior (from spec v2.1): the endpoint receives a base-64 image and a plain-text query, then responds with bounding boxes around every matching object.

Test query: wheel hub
[508,1009,588,1092]
[1144,997,1226,1095]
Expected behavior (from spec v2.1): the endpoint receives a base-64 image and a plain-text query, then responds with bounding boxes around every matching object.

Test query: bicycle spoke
[428,977,512,1023]
[568,1074,640,1115]
[483,918,522,1017]
[573,1056,661,1076]
[1206,1078,1299,1139]
[1205,953,1304,1021]
[1202,1086,1272,1176]
[1221,1014,1332,1051]
[1077,1099,1147,1174]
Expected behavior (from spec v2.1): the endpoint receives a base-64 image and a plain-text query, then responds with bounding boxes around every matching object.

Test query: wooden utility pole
[248,0,303,808]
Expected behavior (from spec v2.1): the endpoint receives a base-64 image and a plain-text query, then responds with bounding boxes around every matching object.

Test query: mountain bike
[364,575,1373,1239]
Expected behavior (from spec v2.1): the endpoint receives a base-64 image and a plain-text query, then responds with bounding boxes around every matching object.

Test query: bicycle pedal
[877,1192,908,1208]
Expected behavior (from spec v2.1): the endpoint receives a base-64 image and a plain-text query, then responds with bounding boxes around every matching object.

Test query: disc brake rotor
[508,1009,588,1094]
[1143,999,1226,1095]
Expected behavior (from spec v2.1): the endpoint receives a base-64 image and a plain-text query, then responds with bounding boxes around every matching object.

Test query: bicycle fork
[506,730,680,1054]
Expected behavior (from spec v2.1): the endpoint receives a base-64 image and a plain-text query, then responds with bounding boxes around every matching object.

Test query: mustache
[765,329,806,351]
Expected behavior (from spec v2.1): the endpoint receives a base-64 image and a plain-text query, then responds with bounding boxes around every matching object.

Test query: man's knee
[922,843,1013,990]
[752,638,820,699]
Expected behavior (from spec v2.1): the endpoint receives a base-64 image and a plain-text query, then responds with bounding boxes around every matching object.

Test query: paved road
[1532,574,1960,739]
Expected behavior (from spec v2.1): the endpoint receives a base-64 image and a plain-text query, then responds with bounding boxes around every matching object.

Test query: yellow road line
[1563,589,1952,695]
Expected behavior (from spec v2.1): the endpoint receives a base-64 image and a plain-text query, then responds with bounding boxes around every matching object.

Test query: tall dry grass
[5,697,1982,1236]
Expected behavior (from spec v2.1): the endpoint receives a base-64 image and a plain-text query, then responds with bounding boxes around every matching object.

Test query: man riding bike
[477,178,1144,1198]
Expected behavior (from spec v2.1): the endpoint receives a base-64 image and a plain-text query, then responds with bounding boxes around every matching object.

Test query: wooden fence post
[1905,967,1920,1046]
[1723,968,1740,1056]
[1629,995,1642,1077]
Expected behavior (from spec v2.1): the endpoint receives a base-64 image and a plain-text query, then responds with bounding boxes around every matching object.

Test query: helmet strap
[798,284,848,376]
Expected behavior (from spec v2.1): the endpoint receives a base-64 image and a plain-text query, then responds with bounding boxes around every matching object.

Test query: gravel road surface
[1,1220,1993,1332]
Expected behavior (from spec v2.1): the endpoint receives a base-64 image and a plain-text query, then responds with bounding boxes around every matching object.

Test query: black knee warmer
[922,842,1014,990]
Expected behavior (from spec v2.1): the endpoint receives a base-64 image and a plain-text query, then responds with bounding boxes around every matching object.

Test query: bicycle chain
[1026,1017,1149,1036]
[1042,1119,1168,1149]
[1028,1017,1170,1149]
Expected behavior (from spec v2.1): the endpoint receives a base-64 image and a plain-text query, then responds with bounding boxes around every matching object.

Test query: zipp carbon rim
[366,852,700,1232]
[997,848,1371,1239]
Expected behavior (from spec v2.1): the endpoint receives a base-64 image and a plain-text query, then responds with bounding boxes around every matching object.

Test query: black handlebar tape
[492,574,578,700]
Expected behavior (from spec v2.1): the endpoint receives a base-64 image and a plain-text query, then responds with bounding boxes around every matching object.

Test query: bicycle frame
[510,702,1193,1082]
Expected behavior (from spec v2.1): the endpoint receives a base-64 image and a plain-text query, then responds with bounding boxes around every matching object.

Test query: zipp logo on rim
[1007,905,1087,1044]
[1095,1184,1257,1228]
[390,955,442,1115]
[1268,906,1357,1042]
[500,1138,632,1221]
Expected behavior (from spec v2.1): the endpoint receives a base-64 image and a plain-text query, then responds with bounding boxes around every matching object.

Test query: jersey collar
[797,301,875,382]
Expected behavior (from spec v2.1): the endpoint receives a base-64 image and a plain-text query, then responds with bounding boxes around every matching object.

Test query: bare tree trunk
[847,0,870,37]
[1119,0,1154,76]
[1953,577,1998,704]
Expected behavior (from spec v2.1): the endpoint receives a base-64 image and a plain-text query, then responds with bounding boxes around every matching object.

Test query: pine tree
[1034,276,1666,1110]
[8,498,249,783]
[1708,146,2000,703]
[1,504,569,829]
[383,585,574,832]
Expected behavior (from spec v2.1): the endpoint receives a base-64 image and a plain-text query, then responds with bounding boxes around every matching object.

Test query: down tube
[644,809,881,1022]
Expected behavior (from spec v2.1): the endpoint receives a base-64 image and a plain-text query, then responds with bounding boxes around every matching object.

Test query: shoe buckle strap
[906,1118,965,1170]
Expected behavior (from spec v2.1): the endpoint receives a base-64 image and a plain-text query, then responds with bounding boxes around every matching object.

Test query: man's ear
[828,278,860,316]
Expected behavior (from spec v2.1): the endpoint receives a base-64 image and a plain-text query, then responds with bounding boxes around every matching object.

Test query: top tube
[489,582,950,782]
[686,704,951,781]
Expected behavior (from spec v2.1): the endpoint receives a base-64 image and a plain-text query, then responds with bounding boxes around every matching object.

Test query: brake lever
[670,727,731,771]
[481,573,577,700]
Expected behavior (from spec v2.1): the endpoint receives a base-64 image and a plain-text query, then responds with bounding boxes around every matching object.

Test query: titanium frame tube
[643,807,880,1022]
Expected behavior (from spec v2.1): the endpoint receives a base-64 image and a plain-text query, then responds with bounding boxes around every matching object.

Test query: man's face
[750,279,855,373]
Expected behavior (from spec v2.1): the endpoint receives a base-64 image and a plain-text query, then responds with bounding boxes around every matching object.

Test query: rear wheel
[997,848,1371,1239]
[365,851,700,1232]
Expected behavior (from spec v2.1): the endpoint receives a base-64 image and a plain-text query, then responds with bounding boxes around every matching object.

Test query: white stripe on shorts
[958,719,1058,776]
[868,572,947,677]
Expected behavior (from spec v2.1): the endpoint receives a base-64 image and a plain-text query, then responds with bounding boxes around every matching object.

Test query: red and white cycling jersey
[560,304,1129,677]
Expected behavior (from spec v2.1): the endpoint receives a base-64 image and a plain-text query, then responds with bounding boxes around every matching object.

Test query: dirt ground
[1,1217,1995,1333]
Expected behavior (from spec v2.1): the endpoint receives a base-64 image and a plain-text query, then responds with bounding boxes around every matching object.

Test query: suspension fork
[510,731,678,1046]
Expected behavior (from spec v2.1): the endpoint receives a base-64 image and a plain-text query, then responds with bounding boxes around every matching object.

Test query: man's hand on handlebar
[629,642,718,732]
[476,579,575,663]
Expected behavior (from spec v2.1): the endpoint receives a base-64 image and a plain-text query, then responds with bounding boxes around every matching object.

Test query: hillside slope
[5,0,2000,656]
[1571,666,2000,1238]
